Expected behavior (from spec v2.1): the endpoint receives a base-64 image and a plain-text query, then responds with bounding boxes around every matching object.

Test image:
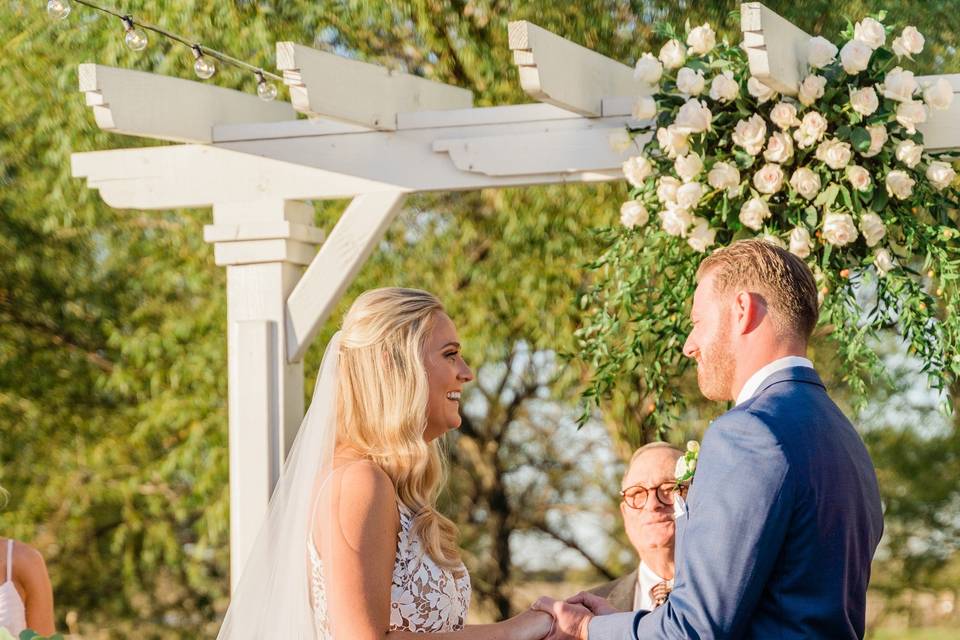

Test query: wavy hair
[335,287,461,569]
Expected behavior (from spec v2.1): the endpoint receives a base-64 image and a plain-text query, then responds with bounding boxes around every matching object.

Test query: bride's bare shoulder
[322,459,400,551]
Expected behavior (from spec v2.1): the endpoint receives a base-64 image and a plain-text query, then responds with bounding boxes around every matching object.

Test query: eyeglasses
[619,481,690,509]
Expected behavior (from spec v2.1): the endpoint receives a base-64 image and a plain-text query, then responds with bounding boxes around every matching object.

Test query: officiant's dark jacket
[589,367,884,640]
[588,569,636,612]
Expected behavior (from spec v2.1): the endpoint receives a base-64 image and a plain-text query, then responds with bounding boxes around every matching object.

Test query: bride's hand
[504,609,554,640]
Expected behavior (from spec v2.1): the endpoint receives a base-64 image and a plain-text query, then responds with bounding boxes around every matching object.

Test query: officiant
[588,443,686,611]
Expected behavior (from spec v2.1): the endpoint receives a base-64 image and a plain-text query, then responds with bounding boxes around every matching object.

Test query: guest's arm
[19,543,55,635]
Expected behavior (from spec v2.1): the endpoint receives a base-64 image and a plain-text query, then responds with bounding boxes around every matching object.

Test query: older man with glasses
[589,442,687,612]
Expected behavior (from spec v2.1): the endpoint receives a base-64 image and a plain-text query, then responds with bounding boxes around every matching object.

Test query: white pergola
[69,3,959,590]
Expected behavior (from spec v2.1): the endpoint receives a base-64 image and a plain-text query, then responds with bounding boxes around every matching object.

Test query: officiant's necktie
[650,581,671,608]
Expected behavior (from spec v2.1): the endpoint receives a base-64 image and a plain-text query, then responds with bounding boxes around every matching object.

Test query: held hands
[505,609,555,640]
[530,594,595,640]
[565,592,621,616]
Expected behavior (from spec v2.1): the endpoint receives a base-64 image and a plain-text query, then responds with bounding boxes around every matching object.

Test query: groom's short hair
[697,239,819,340]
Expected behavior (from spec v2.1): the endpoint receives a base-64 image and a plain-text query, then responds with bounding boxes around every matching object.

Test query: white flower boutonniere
[675,440,700,484]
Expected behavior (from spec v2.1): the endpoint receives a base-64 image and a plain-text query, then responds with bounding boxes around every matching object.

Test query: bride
[218,288,554,639]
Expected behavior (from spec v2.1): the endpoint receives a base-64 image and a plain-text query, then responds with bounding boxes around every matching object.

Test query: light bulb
[47,0,71,20]
[192,46,216,80]
[122,19,148,52]
[256,73,278,101]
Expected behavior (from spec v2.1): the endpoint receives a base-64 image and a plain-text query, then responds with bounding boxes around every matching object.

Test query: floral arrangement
[674,440,699,484]
[578,13,960,432]
[0,630,63,640]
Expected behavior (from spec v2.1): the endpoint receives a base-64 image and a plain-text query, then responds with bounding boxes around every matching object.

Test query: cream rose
[885,170,916,199]
[709,71,739,103]
[840,39,873,74]
[634,53,663,84]
[815,138,853,170]
[732,114,767,155]
[926,161,957,190]
[794,111,828,149]
[892,26,924,58]
[622,155,653,188]
[846,165,872,192]
[632,96,657,120]
[861,125,888,157]
[881,67,918,102]
[620,201,649,228]
[854,17,886,49]
[850,86,879,116]
[790,167,822,200]
[753,163,786,194]
[770,101,801,130]
[747,77,777,104]
[656,125,690,158]
[609,129,633,153]
[798,74,827,106]
[895,100,927,134]
[822,212,859,246]
[739,197,771,231]
[859,212,886,247]
[895,139,923,168]
[676,67,706,96]
[687,23,716,55]
[789,226,813,258]
[707,162,741,193]
[673,99,712,134]
[659,39,686,69]
[807,36,838,68]
[687,217,717,253]
[676,182,705,209]
[874,248,895,276]
[763,131,794,164]
[923,78,954,111]
[674,152,704,182]
[659,205,694,237]
[656,176,682,204]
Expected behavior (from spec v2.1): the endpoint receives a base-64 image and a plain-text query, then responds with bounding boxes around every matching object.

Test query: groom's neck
[729,335,808,402]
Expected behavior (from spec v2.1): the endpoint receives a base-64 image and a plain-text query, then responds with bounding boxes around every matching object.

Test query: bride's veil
[217,332,341,639]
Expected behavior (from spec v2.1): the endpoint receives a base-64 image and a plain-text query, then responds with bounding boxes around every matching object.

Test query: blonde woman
[0,490,56,637]
[218,288,553,640]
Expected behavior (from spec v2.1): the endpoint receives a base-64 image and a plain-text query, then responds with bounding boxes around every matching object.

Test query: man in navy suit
[535,239,884,639]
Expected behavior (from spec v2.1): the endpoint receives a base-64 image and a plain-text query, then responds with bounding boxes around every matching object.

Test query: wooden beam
[508,21,648,116]
[78,64,295,144]
[285,193,407,362]
[740,2,811,96]
[276,43,472,129]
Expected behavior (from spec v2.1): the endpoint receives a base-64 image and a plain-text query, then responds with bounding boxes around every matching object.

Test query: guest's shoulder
[10,540,50,591]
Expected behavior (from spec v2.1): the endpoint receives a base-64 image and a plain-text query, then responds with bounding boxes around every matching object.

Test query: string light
[45,0,284,100]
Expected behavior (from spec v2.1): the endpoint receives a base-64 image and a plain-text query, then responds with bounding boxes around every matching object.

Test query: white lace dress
[309,502,471,638]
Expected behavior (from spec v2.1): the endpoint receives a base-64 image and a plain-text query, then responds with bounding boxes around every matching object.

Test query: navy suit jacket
[590,367,883,639]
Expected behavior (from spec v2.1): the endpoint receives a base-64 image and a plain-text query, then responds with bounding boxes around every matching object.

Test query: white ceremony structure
[69,2,960,590]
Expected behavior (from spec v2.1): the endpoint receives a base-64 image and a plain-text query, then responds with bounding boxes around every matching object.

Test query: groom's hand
[532,596,592,640]
[565,592,620,616]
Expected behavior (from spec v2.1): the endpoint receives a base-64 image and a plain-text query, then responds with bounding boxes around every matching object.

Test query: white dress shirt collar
[633,560,669,611]
[735,356,814,406]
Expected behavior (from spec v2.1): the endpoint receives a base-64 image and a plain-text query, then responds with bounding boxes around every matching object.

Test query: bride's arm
[385,610,554,640]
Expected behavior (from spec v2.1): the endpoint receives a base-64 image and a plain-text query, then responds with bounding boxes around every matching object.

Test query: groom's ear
[733,291,767,335]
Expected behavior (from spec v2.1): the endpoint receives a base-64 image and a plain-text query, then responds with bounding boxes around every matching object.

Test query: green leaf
[815,183,841,208]
[851,127,872,152]
[872,188,890,212]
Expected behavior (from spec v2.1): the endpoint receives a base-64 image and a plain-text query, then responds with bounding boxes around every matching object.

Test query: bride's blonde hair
[336,287,461,568]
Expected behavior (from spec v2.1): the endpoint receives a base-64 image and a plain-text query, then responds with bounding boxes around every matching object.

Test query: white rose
[850,86,879,116]
[926,161,957,191]
[687,217,717,253]
[807,36,839,68]
[709,71,739,103]
[854,17,886,49]
[739,197,771,231]
[874,248,895,276]
[790,167,822,200]
[676,67,706,96]
[885,169,916,199]
[674,152,704,182]
[923,78,954,111]
[674,456,689,479]
[632,96,657,120]
[789,226,813,258]
[732,114,767,155]
[895,139,923,168]
[770,102,801,130]
[673,99,713,134]
[620,201,649,228]
[656,125,690,158]
[892,26,924,58]
[753,163,786,194]
[881,67,918,102]
[815,138,853,170]
[846,165,872,192]
[657,176,682,204]
[859,212,886,247]
[687,23,716,55]
[622,155,653,187]
[633,52,663,84]
[659,39,686,69]
[747,76,777,104]
[659,205,694,237]
[707,162,741,193]
[763,131,794,164]
[840,39,873,74]
[822,212,859,246]
[676,181,705,209]
[798,74,827,106]
[609,129,633,153]
[895,100,927,134]
[861,124,888,157]
[794,111,828,149]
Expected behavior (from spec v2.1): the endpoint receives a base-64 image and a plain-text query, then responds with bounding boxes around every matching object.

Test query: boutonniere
[675,440,699,484]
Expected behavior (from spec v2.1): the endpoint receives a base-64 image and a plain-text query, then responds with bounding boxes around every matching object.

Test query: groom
[535,239,883,639]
